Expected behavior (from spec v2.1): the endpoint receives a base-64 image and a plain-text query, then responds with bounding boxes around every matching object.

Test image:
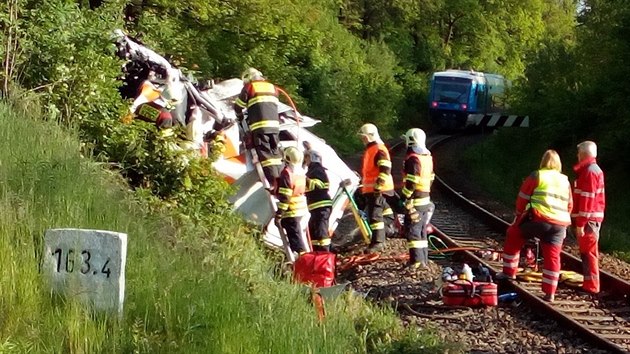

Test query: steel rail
[423,133,630,354]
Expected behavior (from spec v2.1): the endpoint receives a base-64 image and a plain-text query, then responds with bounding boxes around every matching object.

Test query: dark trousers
[281,217,305,254]
[309,207,331,251]
[405,202,435,265]
[253,130,282,188]
[365,193,385,244]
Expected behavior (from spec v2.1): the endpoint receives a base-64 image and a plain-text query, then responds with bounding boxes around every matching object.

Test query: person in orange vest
[303,147,333,252]
[358,123,399,254]
[275,146,309,255]
[234,68,283,190]
[400,128,435,269]
[572,141,605,295]
[497,150,573,302]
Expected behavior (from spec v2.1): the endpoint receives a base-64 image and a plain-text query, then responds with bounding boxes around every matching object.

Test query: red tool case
[293,251,336,288]
[442,280,498,307]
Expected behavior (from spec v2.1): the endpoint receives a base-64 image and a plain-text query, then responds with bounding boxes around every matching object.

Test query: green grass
[462,129,630,262]
[0,101,458,353]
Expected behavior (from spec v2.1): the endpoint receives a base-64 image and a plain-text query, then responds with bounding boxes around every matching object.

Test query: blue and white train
[428,70,508,130]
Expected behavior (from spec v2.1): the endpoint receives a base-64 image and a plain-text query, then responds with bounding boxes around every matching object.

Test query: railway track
[427,134,630,353]
[337,132,630,353]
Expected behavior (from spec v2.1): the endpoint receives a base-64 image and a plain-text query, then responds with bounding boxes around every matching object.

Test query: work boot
[365,242,384,254]
[575,288,600,300]
[542,293,555,302]
[495,272,516,281]
[402,261,426,271]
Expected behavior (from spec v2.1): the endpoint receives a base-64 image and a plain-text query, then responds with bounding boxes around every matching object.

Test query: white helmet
[358,123,380,143]
[283,146,304,166]
[404,128,426,148]
[241,67,264,84]
[305,149,323,164]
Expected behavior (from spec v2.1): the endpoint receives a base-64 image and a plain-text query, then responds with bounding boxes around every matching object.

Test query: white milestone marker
[43,228,127,313]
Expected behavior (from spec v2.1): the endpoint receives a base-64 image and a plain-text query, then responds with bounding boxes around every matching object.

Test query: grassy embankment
[0,101,458,353]
[462,130,630,262]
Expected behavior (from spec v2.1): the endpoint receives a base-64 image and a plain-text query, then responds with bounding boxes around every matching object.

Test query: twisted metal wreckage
[112,30,360,261]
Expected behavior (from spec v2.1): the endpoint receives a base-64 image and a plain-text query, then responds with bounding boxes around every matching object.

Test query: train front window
[433,79,471,104]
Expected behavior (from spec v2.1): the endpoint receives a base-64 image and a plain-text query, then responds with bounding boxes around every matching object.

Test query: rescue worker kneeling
[275,146,309,255]
[498,150,573,303]
[304,148,333,252]
[400,128,435,269]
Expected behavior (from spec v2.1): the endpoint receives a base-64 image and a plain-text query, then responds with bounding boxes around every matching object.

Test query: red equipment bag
[442,280,498,307]
[293,251,336,288]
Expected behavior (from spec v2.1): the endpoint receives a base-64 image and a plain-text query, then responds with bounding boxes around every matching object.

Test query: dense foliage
[464,0,630,258]
[1,0,576,154]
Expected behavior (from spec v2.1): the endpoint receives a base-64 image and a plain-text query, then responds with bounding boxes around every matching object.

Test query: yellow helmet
[241,67,264,84]
[404,128,426,148]
[358,123,380,143]
[283,146,304,165]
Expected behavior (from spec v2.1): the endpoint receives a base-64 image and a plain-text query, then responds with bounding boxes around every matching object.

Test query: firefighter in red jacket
[400,128,435,269]
[234,68,282,190]
[497,150,573,303]
[275,146,308,255]
[358,123,399,254]
[572,141,605,294]
[303,147,333,252]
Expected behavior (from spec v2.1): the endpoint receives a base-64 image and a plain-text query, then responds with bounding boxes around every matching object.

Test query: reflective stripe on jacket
[135,102,173,128]
[401,152,434,205]
[572,157,605,227]
[233,80,279,133]
[525,169,572,225]
[361,142,394,193]
[276,166,307,218]
[305,162,332,211]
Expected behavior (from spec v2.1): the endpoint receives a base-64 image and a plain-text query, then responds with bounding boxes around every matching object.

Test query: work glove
[203,130,218,143]
[244,131,253,149]
[121,112,134,124]
[221,117,236,129]
[398,197,407,210]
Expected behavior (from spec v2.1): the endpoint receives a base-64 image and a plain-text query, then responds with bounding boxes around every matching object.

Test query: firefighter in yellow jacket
[358,123,399,254]
[275,146,308,255]
[401,128,435,268]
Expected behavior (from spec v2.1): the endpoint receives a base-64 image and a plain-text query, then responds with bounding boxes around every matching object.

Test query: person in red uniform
[358,123,399,254]
[234,68,282,190]
[400,128,435,269]
[497,150,573,302]
[572,141,605,295]
[275,146,308,255]
[303,147,333,252]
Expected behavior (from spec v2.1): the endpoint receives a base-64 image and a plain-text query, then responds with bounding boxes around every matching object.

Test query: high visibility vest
[277,167,307,218]
[361,143,394,193]
[403,152,434,205]
[136,102,173,128]
[528,169,571,224]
